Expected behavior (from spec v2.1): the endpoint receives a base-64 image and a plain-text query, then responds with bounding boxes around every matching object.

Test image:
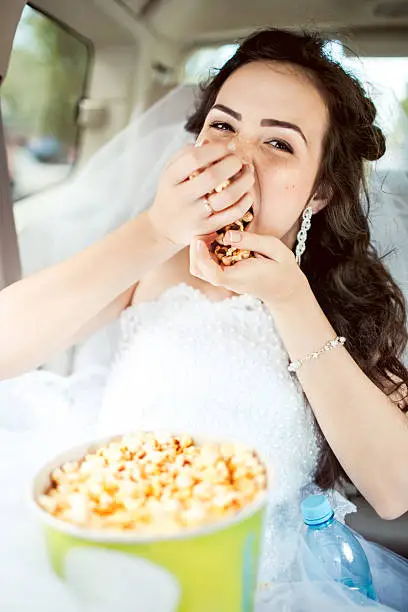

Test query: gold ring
[215,179,230,193]
[203,196,215,216]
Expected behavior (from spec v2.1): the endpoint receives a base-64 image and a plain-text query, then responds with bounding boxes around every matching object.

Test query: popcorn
[39,433,266,534]
[210,206,254,266]
[188,163,255,267]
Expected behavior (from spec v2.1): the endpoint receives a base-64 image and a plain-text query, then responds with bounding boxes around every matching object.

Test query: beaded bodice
[97,283,320,579]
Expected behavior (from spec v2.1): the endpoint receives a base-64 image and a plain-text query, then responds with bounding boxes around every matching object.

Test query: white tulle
[18,86,196,275]
[1,284,408,611]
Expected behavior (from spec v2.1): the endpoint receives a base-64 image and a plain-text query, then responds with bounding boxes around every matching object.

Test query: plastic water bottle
[301,494,378,603]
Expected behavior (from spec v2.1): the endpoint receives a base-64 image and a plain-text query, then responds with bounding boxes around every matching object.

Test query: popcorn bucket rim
[30,431,270,544]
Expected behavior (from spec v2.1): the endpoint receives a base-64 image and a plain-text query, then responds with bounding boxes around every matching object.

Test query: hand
[147,142,254,248]
[190,229,310,309]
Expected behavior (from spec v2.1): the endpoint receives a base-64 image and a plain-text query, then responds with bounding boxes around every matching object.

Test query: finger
[189,239,207,281]
[164,143,194,168]
[187,155,244,199]
[167,143,232,184]
[222,230,290,262]
[205,165,254,212]
[206,193,254,232]
[191,239,225,286]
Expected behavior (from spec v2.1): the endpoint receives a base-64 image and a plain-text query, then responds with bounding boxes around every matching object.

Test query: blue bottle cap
[301,494,334,526]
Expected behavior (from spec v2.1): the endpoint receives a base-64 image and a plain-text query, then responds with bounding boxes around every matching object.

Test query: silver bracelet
[288,336,346,373]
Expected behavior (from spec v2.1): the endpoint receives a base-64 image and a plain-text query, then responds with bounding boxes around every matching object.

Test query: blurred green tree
[1,6,89,153]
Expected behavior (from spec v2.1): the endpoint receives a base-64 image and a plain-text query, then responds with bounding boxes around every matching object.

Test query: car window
[1,4,90,201]
[328,41,408,171]
[184,44,238,83]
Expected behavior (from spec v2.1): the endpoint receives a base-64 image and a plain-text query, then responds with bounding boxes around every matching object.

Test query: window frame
[5,3,93,202]
[0,3,93,287]
[0,103,21,288]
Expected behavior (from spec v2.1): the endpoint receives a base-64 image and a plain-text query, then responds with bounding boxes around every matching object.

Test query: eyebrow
[211,104,308,145]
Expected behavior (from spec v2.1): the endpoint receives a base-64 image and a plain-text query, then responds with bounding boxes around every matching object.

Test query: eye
[266,139,294,154]
[209,121,235,133]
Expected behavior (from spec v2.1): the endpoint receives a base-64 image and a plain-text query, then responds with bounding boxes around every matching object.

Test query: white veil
[367,86,408,303]
[366,86,408,364]
[18,82,408,369]
[18,85,196,271]
[17,85,198,371]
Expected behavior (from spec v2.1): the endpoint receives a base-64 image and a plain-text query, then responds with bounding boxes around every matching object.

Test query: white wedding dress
[1,281,408,611]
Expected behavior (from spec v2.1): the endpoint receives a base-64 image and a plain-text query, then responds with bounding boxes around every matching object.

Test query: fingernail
[195,138,208,148]
[225,230,242,243]
[227,140,236,152]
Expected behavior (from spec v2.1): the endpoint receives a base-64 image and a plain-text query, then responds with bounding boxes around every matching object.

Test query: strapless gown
[1,283,407,611]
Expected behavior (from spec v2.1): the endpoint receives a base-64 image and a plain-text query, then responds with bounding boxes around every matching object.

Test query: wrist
[143,211,184,256]
[266,281,336,361]
[265,271,311,316]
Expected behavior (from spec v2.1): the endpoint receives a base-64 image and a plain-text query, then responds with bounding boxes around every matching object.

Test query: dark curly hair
[185,28,408,490]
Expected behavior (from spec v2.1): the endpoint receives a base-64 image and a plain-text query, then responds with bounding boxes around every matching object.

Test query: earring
[295,205,313,265]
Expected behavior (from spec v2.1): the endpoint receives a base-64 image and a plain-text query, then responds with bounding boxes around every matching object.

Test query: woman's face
[197,61,329,248]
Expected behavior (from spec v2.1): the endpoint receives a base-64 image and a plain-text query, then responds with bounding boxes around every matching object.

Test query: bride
[1,27,408,611]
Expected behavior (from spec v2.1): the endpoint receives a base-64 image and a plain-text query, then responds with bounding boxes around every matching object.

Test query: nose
[228,135,259,210]
[229,134,258,166]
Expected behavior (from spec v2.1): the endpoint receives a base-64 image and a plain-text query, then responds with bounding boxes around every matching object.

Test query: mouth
[245,188,259,234]
[246,198,258,231]
[209,197,255,267]
[229,163,258,223]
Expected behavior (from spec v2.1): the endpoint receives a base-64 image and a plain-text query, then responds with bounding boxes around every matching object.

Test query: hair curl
[185,28,408,490]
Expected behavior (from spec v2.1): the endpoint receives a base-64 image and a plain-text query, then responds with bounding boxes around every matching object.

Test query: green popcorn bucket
[31,434,269,612]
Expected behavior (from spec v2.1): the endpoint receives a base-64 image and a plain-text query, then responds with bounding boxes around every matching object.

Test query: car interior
[0,0,408,561]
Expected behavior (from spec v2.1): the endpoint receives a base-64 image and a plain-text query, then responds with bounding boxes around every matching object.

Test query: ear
[311,183,332,214]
